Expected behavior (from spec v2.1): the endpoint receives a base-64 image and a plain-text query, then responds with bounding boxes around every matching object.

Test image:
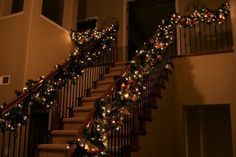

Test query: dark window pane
[41,0,64,26]
[77,19,97,32]
[11,0,24,13]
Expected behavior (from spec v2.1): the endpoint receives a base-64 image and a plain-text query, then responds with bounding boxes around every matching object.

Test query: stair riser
[63,123,84,130]
[90,92,105,97]
[96,84,112,89]
[82,101,96,106]
[39,151,67,157]
[103,74,119,79]
[73,112,90,118]
[52,136,76,144]
[109,69,125,73]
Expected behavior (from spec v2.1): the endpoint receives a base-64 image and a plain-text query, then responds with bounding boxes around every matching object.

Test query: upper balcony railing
[176,15,233,56]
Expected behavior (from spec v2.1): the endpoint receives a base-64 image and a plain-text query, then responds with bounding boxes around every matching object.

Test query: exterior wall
[85,0,127,61]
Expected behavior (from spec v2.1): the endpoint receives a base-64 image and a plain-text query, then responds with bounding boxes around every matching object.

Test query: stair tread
[38,144,71,151]
[97,80,114,84]
[73,106,95,112]
[104,71,123,77]
[82,96,101,101]
[90,87,110,92]
[63,117,86,123]
[51,130,80,135]
[109,67,126,72]
[115,62,126,65]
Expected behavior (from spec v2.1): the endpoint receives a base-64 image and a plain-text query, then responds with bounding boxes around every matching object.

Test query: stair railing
[0,22,119,157]
[69,3,231,157]
[175,6,233,56]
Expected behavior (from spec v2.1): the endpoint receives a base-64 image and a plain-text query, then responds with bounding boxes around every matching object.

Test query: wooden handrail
[1,23,119,114]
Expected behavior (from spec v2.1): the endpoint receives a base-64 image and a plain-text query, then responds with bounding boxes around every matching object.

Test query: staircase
[0,3,231,157]
[37,62,126,157]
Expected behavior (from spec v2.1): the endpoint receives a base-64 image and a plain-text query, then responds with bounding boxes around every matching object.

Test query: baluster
[1,127,5,157]
[214,23,219,51]
[204,22,208,52]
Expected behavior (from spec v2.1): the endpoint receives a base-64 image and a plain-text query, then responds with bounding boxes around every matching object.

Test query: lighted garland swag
[0,3,230,156]
[0,24,118,130]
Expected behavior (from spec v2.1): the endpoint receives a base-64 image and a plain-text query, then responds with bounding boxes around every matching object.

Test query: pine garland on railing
[0,24,118,132]
[68,3,230,156]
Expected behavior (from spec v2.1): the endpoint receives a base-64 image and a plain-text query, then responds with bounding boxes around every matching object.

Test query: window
[11,0,24,14]
[41,0,64,25]
[0,0,24,17]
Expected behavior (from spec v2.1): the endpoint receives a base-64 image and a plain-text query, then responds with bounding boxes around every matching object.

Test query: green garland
[69,3,230,156]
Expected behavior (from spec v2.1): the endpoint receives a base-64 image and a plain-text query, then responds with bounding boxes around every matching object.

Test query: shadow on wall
[173,57,204,104]
[131,56,205,157]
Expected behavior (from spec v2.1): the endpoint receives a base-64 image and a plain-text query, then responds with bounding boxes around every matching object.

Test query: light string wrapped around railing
[68,3,230,156]
[0,24,118,133]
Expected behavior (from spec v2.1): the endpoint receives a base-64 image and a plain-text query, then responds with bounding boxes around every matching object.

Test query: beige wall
[25,0,72,80]
[0,0,74,103]
[0,1,31,103]
[85,0,127,61]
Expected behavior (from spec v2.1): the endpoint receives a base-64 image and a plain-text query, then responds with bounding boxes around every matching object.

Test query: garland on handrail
[68,3,230,156]
[0,24,118,132]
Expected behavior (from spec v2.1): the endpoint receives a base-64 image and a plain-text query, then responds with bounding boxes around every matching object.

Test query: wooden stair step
[72,106,95,117]
[82,96,101,106]
[38,144,75,157]
[115,62,127,67]
[90,87,110,97]
[109,66,126,72]
[63,117,86,123]
[97,79,114,86]
[38,144,71,151]
[51,130,81,136]
[62,117,86,130]
[103,71,123,78]
[51,130,81,144]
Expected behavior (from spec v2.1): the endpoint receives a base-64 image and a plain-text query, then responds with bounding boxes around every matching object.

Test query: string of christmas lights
[0,24,118,133]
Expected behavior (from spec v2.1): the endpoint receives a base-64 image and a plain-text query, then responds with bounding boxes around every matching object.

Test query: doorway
[184,104,233,157]
[128,0,175,60]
